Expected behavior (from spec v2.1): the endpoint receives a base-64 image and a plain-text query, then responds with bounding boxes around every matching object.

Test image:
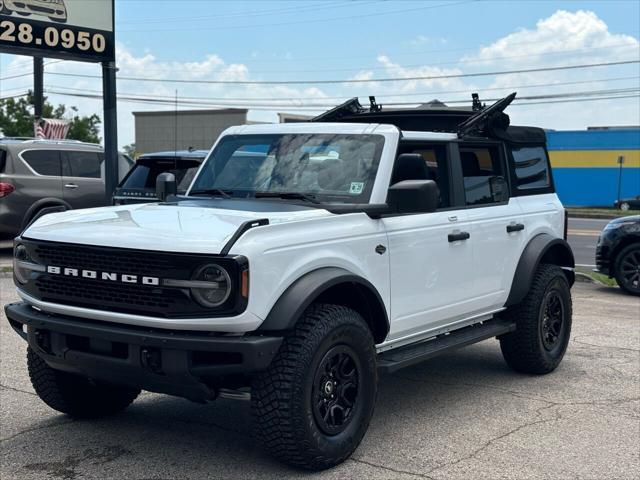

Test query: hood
[22,199,332,254]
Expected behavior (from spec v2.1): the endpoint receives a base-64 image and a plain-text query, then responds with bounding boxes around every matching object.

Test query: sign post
[617,155,625,203]
[1,0,117,203]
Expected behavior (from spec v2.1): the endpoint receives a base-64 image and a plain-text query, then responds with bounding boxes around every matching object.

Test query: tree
[0,91,101,143]
[122,143,136,157]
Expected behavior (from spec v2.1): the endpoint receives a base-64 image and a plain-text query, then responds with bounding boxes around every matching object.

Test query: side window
[64,151,103,178]
[21,150,61,176]
[511,146,551,191]
[459,145,508,206]
[395,143,450,208]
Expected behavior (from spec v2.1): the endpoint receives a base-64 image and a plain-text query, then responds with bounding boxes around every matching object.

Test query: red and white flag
[34,118,70,140]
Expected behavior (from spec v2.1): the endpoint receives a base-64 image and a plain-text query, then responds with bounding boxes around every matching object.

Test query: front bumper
[5,301,282,402]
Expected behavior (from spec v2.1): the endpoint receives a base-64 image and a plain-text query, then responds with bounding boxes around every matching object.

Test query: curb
[575,271,608,287]
[567,213,617,220]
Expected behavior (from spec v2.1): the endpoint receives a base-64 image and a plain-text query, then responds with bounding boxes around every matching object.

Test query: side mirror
[156,172,177,202]
[387,179,439,214]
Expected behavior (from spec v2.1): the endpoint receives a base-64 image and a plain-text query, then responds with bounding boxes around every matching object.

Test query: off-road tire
[252,304,377,470]
[28,347,140,418]
[500,264,572,374]
[613,243,640,296]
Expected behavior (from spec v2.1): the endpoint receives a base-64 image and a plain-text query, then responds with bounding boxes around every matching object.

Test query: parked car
[0,138,133,239]
[1,0,68,22]
[113,150,207,205]
[5,93,575,470]
[614,195,640,211]
[595,215,640,295]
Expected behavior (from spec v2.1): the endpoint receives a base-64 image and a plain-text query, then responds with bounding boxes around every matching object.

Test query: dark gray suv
[0,138,133,239]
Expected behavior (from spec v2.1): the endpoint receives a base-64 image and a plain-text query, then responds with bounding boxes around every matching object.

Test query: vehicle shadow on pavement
[5,343,537,479]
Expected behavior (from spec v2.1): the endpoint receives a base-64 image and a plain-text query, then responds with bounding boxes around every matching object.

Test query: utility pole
[102,61,118,205]
[33,56,44,127]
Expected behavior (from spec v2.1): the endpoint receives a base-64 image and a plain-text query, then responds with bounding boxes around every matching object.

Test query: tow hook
[141,348,163,374]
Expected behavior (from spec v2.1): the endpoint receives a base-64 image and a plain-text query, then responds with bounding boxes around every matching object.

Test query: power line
[44,86,640,110]
[41,75,640,104]
[119,0,477,33]
[38,59,640,85]
[42,86,639,108]
[118,0,375,25]
[109,42,639,77]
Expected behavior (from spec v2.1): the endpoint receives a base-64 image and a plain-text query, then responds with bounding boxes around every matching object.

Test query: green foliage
[0,91,101,143]
[122,143,137,157]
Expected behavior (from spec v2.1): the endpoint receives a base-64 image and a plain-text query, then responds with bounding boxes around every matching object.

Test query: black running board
[377,318,515,374]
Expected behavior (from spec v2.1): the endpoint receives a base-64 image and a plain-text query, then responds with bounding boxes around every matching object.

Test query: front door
[382,142,475,344]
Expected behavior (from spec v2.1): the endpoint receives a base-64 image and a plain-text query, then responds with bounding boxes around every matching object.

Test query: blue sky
[1,0,639,147]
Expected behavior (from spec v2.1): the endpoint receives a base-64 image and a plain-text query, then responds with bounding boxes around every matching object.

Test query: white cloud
[467,10,639,66]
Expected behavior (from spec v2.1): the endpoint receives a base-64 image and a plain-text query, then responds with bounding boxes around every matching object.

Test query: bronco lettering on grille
[46,265,160,286]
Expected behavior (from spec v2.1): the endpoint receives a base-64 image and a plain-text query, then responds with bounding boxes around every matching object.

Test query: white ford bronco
[5,93,574,470]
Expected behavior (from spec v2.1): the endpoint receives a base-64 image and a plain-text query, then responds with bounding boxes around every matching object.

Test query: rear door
[61,149,105,209]
[14,149,64,225]
[456,141,526,311]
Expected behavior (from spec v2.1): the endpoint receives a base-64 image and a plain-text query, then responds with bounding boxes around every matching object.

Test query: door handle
[506,223,525,233]
[448,231,470,242]
[64,183,78,189]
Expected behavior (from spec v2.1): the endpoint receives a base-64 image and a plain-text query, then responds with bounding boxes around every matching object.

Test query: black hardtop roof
[312,94,546,145]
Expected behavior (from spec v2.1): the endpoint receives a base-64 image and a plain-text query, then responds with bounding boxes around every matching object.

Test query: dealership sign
[0,0,114,62]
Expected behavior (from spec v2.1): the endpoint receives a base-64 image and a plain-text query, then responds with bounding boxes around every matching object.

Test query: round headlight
[13,244,30,284]
[190,264,231,308]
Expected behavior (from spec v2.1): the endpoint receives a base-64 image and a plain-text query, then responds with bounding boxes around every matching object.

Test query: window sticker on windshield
[349,182,364,194]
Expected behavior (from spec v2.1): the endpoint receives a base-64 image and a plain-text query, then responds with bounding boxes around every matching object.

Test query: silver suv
[0,138,132,239]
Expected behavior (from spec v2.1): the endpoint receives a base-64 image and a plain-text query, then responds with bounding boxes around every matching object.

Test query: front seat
[391,153,429,184]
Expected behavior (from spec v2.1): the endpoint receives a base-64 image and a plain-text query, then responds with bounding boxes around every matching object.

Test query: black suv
[113,150,207,205]
[596,216,640,295]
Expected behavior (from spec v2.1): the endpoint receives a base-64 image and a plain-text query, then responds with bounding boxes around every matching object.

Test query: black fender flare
[258,267,390,343]
[506,233,575,307]
[21,198,71,230]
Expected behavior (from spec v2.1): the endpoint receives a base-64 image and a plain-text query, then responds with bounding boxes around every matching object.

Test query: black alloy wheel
[540,290,565,351]
[312,345,361,436]
[615,245,640,295]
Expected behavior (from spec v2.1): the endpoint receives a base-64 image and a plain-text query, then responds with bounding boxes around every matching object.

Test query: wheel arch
[258,267,390,344]
[21,198,72,230]
[506,233,575,307]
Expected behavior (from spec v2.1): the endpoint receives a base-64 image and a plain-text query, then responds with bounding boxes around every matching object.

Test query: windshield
[190,134,385,203]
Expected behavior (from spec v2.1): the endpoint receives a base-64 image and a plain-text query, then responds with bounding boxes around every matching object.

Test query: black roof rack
[310,92,545,144]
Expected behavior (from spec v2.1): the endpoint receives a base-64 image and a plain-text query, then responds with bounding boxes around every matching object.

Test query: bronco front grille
[20,240,245,318]
[35,276,177,310]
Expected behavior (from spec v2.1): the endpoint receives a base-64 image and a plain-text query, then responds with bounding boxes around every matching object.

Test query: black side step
[377,318,515,374]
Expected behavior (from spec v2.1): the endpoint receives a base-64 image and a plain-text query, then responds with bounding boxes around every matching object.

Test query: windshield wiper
[254,191,320,204]
[189,188,233,199]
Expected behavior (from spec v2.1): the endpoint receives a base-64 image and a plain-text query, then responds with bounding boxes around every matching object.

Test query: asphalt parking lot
[1,275,638,479]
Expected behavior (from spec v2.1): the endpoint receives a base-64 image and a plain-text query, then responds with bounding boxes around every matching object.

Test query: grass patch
[575,266,617,287]
[567,207,640,218]
[1,266,12,273]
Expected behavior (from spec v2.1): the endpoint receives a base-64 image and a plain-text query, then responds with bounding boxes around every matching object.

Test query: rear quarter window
[21,150,61,176]
[0,149,6,173]
[510,145,553,194]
